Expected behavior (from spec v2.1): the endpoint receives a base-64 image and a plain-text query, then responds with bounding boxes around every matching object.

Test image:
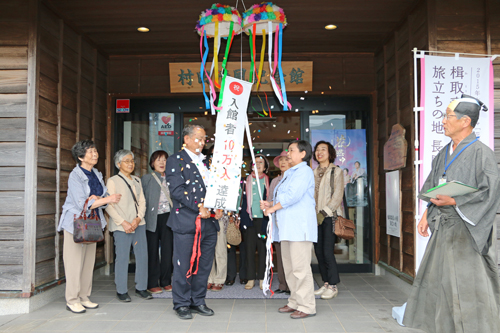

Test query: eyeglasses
[442,114,457,120]
[121,159,135,164]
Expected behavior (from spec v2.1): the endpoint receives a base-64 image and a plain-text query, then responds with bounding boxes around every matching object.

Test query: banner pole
[412,48,421,273]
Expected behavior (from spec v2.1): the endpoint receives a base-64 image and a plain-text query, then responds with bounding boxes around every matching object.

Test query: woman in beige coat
[312,141,345,300]
[106,149,151,302]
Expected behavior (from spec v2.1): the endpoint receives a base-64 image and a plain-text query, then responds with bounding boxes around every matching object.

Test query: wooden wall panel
[0,265,23,290]
[0,94,27,117]
[34,259,55,287]
[0,0,29,292]
[0,118,26,142]
[373,0,427,278]
[0,216,24,241]
[0,47,28,70]
[0,241,24,265]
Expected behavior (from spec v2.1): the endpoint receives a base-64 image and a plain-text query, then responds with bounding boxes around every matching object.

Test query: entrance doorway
[113,95,373,273]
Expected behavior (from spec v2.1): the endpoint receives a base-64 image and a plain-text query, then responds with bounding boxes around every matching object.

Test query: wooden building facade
[0,0,108,297]
[0,0,499,310]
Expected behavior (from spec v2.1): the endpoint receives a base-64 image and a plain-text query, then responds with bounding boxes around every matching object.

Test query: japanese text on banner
[204,76,253,211]
[420,55,493,187]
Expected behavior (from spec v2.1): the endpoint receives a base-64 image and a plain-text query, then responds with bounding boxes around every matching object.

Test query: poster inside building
[311,129,368,207]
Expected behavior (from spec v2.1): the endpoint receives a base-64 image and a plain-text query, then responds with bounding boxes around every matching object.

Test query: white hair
[114,149,134,168]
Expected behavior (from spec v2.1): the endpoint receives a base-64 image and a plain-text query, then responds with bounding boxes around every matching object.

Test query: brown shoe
[148,287,163,294]
[290,310,316,319]
[163,285,172,292]
[207,283,213,290]
[211,284,223,291]
[278,305,296,313]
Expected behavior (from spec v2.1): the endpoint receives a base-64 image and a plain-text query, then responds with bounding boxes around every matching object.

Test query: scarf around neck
[245,172,270,219]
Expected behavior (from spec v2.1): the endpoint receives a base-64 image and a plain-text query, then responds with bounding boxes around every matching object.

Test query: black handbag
[73,198,104,243]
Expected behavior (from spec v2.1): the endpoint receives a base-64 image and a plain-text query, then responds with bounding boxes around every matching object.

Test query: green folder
[422,180,478,199]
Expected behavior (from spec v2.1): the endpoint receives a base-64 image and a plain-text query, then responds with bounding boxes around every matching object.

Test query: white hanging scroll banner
[420,55,494,189]
[205,76,253,211]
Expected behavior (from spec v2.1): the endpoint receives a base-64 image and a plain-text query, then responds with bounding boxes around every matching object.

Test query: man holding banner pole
[166,124,223,320]
[396,95,500,332]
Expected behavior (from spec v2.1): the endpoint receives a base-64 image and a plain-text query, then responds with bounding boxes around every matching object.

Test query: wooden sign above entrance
[384,124,408,171]
[169,61,312,93]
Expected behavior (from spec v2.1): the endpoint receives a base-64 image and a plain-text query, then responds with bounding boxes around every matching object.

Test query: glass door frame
[299,95,374,273]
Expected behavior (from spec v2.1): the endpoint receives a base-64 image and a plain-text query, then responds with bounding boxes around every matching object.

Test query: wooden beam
[54,17,63,280]
[427,0,437,51]
[23,0,40,294]
[485,0,491,55]
[76,35,81,141]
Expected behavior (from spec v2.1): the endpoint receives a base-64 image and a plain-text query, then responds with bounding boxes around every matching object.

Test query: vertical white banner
[420,55,493,186]
[417,55,494,271]
[204,76,253,211]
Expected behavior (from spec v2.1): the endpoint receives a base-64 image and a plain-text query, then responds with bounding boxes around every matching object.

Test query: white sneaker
[314,283,328,295]
[81,300,99,309]
[66,303,86,313]
[321,285,339,299]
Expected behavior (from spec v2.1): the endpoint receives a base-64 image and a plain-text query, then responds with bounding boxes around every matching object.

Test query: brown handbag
[329,168,356,240]
[334,215,356,240]
[73,198,104,243]
[226,214,242,246]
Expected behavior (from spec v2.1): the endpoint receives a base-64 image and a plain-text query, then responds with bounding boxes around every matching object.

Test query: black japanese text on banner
[420,55,493,188]
[204,76,253,211]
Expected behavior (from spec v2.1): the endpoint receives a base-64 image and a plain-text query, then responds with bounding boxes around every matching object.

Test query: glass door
[305,111,372,272]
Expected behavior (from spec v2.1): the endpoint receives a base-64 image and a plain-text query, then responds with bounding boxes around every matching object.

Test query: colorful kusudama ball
[242,2,287,35]
[195,3,243,37]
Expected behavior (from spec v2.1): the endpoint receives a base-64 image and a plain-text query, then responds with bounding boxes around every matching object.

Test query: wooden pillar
[23,0,40,294]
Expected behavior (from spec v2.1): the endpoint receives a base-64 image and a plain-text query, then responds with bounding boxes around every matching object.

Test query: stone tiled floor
[0,273,424,333]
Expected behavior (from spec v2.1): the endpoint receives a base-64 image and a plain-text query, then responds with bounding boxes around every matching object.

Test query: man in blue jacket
[166,124,222,320]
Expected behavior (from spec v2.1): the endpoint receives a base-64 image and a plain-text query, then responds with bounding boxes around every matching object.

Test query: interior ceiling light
[137,27,150,32]
[325,24,337,30]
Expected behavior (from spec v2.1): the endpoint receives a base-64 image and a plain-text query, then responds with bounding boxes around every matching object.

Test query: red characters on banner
[229,82,244,95]
[222,154,233,165]
[224,140,235,150]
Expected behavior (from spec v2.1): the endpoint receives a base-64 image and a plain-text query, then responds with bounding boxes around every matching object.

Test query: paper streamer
[277,23,288,111]
[200,29,210,110]
[217,21,235,108]
[267,22,291,110]
[214,21,220,88]
[256,29,266,91]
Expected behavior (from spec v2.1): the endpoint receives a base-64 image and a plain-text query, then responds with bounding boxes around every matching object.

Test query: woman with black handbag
[58,140,121,313]
[312,141,345,300]
[106,150,151,302]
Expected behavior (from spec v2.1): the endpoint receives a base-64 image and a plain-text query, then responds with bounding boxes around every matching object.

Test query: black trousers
[227,240,247,281]
[244,218,266,280]
[172,220,217,309]
[313,217,341,285]
[146,212,174,289]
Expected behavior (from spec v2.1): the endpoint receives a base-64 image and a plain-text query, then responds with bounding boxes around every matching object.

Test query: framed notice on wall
[386,170,401,237]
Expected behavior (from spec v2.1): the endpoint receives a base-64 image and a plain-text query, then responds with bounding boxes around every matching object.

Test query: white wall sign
[386,170,401,238]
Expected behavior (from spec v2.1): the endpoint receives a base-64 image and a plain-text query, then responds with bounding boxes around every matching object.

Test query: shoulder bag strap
[152,173,173,207]
[117,174,138,214]
[330,166,350,220]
